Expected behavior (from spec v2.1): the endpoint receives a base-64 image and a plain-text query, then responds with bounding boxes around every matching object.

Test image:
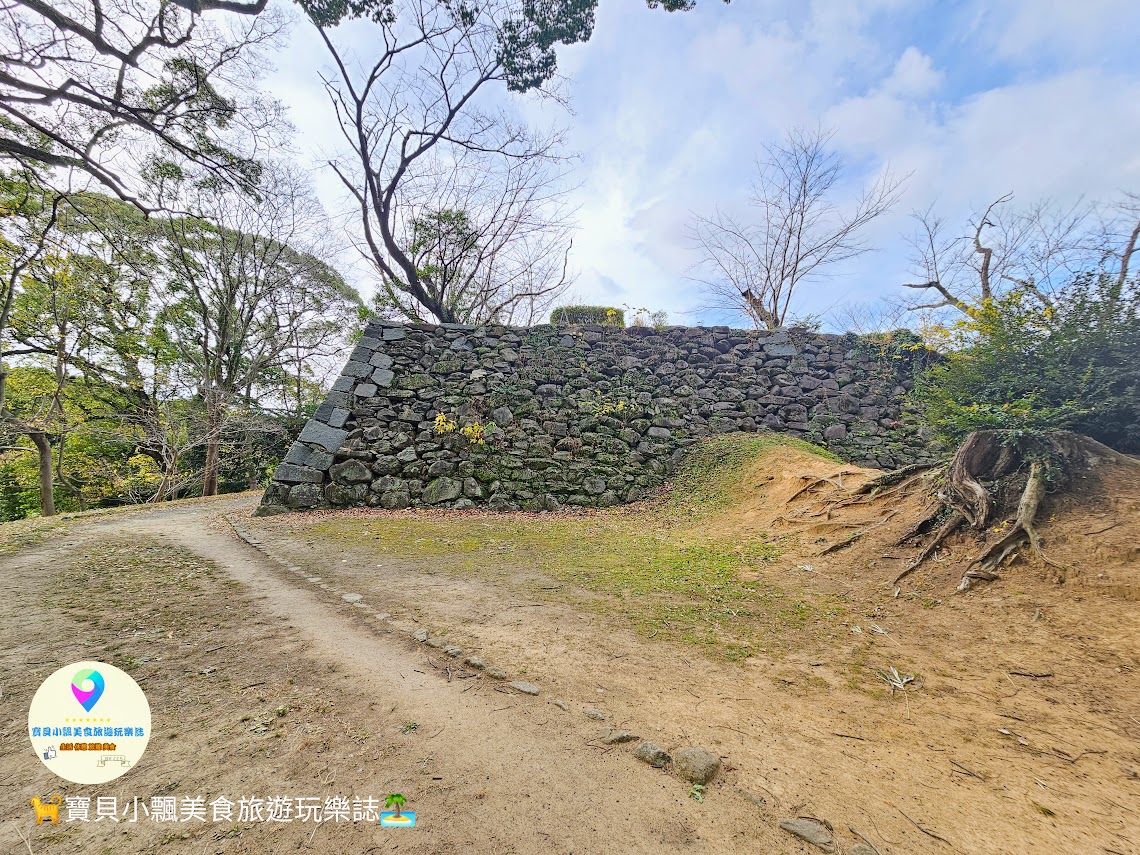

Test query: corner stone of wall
[254,321,941,516]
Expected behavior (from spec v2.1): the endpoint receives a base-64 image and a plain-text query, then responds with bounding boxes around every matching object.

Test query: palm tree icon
[384,793,407,820]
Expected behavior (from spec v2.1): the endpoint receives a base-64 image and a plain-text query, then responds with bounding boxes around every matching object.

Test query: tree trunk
[202,393,222,497]
[203,439,220,497]
[28,431,55,517]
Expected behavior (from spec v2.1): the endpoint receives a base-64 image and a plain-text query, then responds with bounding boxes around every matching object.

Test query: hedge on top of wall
[550,305,625,327]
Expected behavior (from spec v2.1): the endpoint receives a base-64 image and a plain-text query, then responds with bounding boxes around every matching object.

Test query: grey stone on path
[848,846,878,855]
[584,708,606,721]
[672,747,721,785]
[601,730,639,745]
[425,636,448,649]
[463,655,485,670]
[341,593,363,603]
[444,646,463,657]
[778,818,834,852]
[485,666,509,680]
[413,629,429,642]
[632,742,671,768]
[510,681,540,696]
[550,699,569,712]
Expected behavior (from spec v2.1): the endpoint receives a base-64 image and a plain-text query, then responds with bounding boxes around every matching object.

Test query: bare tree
[688,126,905,330]
[315,0,575,325]
[827,299,912,335]
[1,0,287,206]
[901,192,1140,315]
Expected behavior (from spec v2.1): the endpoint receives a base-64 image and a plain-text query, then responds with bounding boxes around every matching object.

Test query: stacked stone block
[256,321,938,515]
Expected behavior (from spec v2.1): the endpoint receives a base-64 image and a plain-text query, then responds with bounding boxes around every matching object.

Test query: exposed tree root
[786,477,843,504]
[852,462,932,495]
[958,460,1069,591]
[817,510,899,556]
[892,501,943,546]
[796,430,1133,591]
[946,431,1004,526]
[786,472,860,503]
[893,511,966,585]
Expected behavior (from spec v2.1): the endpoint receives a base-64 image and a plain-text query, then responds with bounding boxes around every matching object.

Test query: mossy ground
[303,435,850,661]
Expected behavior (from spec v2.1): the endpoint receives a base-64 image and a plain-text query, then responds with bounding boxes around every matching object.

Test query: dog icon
[31,795,62,825]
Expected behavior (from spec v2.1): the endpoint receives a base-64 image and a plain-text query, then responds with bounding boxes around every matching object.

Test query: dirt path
[4,489,1139,855]
[2,498,786,855]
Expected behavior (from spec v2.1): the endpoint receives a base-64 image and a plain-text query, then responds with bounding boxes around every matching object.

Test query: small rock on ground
[632,742,671,768]
[510,681,540,696]
[425,637,448,648]
[601,730,639,745]
[778,818,834,852]
[413,629,429,642]
[672,747,721,785]
[340,593,361,603]
[463,655,485,670]
[848,845,878,855]
[550,699,569,712]
[485,666,509,680]
[444,646,462,657]
[584,708,606,720]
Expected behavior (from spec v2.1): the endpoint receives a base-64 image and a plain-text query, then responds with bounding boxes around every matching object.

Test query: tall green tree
[156,165,361,495]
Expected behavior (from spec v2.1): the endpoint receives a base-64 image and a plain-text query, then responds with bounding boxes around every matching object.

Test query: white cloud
[979,0,1140,63]
[263,0,1140,326]
[882,47,943,97]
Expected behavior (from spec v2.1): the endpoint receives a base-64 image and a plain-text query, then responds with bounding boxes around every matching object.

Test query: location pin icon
[71,669,105,713]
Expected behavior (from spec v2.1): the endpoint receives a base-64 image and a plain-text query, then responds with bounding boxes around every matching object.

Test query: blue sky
[265,0,1140,329]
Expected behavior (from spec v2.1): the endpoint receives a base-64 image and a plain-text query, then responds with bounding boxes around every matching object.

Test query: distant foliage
[550,305,625,327]
[916,273,1140,453]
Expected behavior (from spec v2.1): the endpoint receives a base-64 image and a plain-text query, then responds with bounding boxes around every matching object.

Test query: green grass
[667,432,841,513]
[0,515,64,555]
[299,435,850,660]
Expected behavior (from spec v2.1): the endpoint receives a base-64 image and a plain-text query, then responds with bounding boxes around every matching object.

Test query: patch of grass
[667,433,841,513]
[0,516,64,555]
[293,435,851,660]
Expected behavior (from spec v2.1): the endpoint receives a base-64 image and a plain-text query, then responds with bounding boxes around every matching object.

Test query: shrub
[915,273,1139,453]
[549,305,625,327]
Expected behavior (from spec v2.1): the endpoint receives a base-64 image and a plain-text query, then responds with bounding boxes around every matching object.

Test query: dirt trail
[4,472,1140,855]
[1,498,785,854]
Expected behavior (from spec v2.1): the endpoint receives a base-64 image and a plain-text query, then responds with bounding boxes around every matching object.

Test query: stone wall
[255,321,939,515]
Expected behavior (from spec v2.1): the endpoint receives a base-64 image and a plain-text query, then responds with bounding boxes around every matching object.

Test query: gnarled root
[852,462,933,495]
[957,460,1067,591]
[893,511,967,585]
[945,431,1007,526]
[892,499,945,546]
[786,475,851,504]
[817,510,900,555]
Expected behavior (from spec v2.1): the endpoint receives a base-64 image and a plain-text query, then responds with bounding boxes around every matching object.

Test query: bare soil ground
[3,437,1139,854]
